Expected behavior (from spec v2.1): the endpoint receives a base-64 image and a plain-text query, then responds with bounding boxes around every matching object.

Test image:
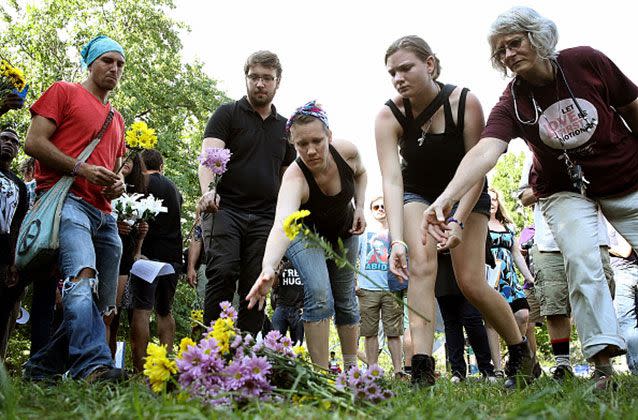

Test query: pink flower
[198,147,232,175]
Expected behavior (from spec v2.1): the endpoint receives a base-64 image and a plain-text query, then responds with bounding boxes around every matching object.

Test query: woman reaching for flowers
[376,35,533,388]
[247,101,367,370]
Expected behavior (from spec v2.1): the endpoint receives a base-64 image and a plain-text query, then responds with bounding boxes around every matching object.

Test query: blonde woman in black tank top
[247,102,367,370]
[375,35,534,388]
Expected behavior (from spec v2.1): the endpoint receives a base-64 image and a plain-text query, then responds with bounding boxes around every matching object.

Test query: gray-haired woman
[424,6,638,389]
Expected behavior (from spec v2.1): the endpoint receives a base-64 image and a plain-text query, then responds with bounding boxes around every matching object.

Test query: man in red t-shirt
[424,7,638,390]
[23,35,127,382]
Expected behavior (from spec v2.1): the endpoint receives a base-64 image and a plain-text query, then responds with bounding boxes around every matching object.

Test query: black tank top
[297,145,355,243]
[385,83,486,202]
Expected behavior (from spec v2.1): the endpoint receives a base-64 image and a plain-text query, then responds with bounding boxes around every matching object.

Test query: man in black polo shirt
[198,50,295,335]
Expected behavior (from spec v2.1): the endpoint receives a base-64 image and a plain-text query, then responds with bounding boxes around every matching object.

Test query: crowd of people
[1,6,637,393]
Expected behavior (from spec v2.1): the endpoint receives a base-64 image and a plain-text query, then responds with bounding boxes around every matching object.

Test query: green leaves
[0,0,230,229]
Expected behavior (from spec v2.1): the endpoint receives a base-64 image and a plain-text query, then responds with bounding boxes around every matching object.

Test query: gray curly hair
[488,6,559,76]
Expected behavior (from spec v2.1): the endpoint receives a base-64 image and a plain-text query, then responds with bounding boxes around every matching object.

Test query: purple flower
[223,359,247,390]
[198,147,232,175]
[335,372,347,390]
[244,355,271,381]
[368,364,384,378]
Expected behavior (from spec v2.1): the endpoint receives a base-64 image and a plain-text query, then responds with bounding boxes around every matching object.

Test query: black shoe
[503,338,534,390]
[85,366,126,383]
[411,354,435,387]
[550,364,573,382]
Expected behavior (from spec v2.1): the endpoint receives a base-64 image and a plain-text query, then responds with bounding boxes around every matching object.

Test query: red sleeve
[587,47,638,108]
[29,82,69,126]
[481,83,522,143]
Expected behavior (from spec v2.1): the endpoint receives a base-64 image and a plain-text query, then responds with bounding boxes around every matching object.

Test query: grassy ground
[2,367,638,419]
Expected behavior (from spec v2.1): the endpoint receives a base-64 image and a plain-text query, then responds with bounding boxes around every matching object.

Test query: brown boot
[504,337,534,390]
[411,354,435,387]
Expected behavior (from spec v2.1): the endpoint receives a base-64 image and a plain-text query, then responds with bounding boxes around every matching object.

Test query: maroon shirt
[482,46,638,198]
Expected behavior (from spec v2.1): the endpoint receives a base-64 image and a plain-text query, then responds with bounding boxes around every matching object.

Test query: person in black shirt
[271,257,304,345]
[129,149,183,372]
[198,51,295,335]
[0,127,29,359]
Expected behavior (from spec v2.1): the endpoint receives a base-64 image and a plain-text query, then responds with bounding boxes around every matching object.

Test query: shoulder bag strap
[76,106,116,163]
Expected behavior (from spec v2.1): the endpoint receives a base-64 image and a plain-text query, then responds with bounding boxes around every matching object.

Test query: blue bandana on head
[286,100,330,132]
[80,35,125,69]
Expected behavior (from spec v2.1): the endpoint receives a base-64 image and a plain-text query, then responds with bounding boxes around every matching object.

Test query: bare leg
[387,336,403,373]
[130,308,152,372]
[451,213,524,345]
[157,313,176,354]
[514,309,530,337]
[404,203,437,356]
[304,319,330,369]
[485,323,503,371]
[337,323,360,369]
[364,336,380,366]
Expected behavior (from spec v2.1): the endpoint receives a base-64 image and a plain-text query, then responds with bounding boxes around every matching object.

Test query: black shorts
[509,297,530,314]
[130,271,178,316]
[403,191,491,218]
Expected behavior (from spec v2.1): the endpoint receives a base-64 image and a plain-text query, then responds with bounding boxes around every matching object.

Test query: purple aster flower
[198,148,232,175]
[335,372,347,390]
[367,364,384,378]
[230,334,243,349]
[223,359,247,391]
[244,355,271,381]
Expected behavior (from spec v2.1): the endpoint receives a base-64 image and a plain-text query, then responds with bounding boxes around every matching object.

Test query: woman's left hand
[437,220,463,251]
[349,207,366,235]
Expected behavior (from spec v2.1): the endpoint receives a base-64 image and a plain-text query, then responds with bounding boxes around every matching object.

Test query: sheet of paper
[130,259,175,283]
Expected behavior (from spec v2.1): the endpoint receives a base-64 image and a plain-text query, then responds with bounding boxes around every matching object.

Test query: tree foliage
[0,0,229,231]
[490,150,533,232]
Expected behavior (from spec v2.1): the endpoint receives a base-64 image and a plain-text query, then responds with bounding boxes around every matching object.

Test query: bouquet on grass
[143,302,393,412]
[116,121,158,174]
[112,193,167,224]
[0,58,27,101]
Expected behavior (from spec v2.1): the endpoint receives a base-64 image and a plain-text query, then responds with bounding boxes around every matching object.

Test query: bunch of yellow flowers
[208,317,236,355]
[126,121,157,150]
[282,210,310,240]
[0,60,27,91]
[143,343,177,393]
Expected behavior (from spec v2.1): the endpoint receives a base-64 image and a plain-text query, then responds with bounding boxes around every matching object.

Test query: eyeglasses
[493,36,526,61]
[246,74,277,84]
[372,204,384,211]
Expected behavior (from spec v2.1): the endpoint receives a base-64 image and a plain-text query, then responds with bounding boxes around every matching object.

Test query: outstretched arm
[437,92,486,249]
[246,167,306,310]
[375,106,409,280]
[422,137,507,244]
[336,139,367,235]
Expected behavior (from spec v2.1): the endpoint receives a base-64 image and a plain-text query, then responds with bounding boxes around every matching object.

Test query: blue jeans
[612,259,638,374]
[272,305,304,345]
[286,234,360,325]
[24,195,121,379]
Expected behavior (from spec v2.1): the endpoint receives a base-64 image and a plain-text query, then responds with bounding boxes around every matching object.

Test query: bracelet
[71,160,84,177]
[447,217,464,230]
[390,240,409,252]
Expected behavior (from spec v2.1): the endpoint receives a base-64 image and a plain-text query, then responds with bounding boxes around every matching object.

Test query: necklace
[418,82,441,147]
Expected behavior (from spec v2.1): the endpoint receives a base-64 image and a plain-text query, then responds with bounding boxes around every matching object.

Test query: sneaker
[591,369,618,391]
[411,354,436,387]
[493,370,505,378]
[503,337,535,390]
[394,371,410,382]
[550,364,574,382]
[85,366,126,383]
[481,373,499,383]
[450,374,463,384]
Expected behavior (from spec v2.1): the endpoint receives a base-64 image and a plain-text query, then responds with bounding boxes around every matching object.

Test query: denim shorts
[403,191,491,217]
[285,234,360,325]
